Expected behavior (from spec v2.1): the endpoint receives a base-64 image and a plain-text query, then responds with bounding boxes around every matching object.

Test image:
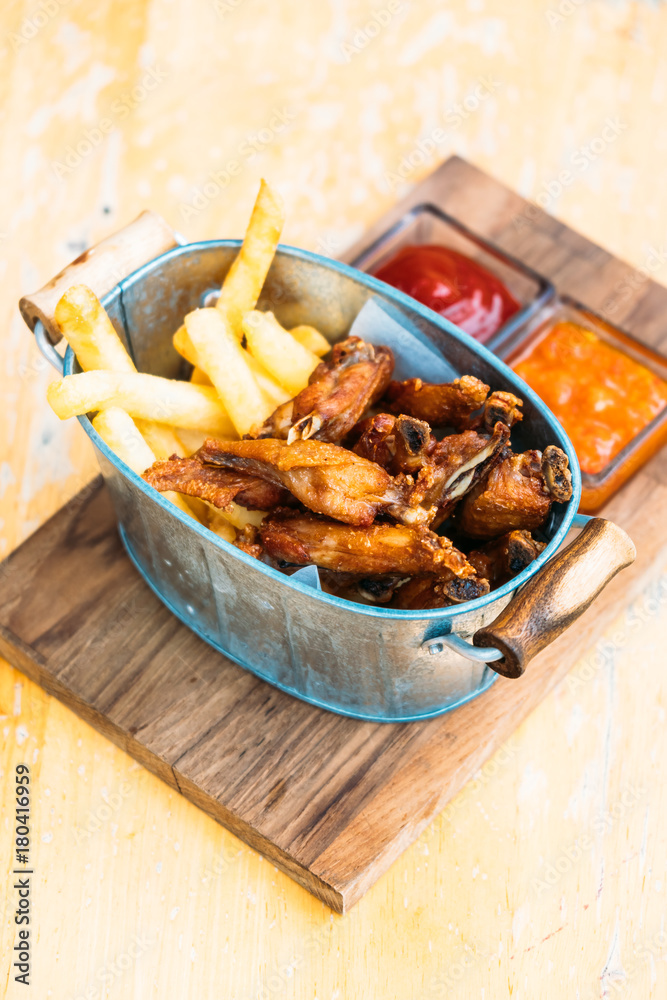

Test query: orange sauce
[513,320,667,475]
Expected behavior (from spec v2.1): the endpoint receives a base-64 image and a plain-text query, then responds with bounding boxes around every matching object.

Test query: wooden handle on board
[473,518,636,679]
[19,210,178,344]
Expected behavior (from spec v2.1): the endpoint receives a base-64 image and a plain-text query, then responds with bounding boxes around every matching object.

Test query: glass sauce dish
[350,203,554,349]
[499,298,667,512]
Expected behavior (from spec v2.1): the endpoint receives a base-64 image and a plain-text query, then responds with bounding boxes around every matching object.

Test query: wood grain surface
[3,2,667,996]
[1,157,665,920]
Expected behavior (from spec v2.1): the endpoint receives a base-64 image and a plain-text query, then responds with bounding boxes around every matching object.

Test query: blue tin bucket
[25,219,628,723]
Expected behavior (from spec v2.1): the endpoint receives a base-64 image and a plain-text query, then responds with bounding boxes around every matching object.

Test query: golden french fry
[216,179,285,335]
[92,407,155,473]
[55,285,136,373]
[184,308,273,436]
[92,407,194,518]
[175,428,209,455]
[174,427,234,455]
[134,419,186,459]
[289,324,330,357]
[47,370,235,435]
[181,496,236,540]
[242,349,291,407]
[206,508,238,543]
[56,286,190,455]
[177,320,286,407]
[190,366,212,386]
[242,310,319,396]
[173,324,196,366]
[215,503,266,530]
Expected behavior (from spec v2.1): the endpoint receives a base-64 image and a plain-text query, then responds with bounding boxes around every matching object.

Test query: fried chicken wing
[259,510,480,581]
[385,374,489,428]
[252,336,394,443]
[143,456,291,510]
[391,573,490,609]
[233,524,264,559]
[458,445,573,539]
[197,437,430,527]
[352,413,435,474]
[467,390,523,432]
[410,421,510,526]
[467,530,546,588]
[318,570,406,604]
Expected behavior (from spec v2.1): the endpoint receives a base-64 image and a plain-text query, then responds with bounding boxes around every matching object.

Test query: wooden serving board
[2,157,667,913]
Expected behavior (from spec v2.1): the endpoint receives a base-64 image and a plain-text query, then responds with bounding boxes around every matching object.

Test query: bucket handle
[470,516,636,678]
[19,210,180,348]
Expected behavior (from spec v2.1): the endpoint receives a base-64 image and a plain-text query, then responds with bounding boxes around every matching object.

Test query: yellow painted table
[2,1,667,996]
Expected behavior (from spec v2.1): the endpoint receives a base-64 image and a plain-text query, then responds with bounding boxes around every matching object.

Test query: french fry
[216,179,285,335]
[289,324,330,357]
[214,503,265,530]
[92,407,154,473]
[206,509,238,543]
[55,285,136,373]
[176,320,287,408]
[184,308,273,436]
[134,419,186,459]
[242,310,319,396]
[242,349,291,408]
[175,428,211,455]
[190,366,212,386]
[173,324,196,366]
[57,285,187,455]
[47,370,235,435]
[182,496,237,541]
[92,408,195,518]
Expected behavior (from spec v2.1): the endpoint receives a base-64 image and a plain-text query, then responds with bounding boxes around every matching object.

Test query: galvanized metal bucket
[22,214,633,722]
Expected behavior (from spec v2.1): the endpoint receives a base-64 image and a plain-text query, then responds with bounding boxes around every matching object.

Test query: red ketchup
[373,244,521,343]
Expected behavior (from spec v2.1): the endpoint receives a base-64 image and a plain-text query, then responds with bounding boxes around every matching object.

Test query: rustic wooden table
[1,1,666,997]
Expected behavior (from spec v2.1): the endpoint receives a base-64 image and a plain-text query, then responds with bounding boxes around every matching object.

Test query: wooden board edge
[307,516,667,903]
[173,770,345,913]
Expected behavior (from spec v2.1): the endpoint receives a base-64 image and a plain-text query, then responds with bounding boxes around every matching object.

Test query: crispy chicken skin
[467,391,523,432]
[352,413,435,475]
[233,524,264,559]
[197,437,430,527]
[318,570,406,604]
[386,374,489,428]
[467,530,546,588]
[143,456,291,510]
[252,337,394,443]
[410,421,511,527]
[391,573,490,609]
[259,510,481,580]
[458,445,573,539]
